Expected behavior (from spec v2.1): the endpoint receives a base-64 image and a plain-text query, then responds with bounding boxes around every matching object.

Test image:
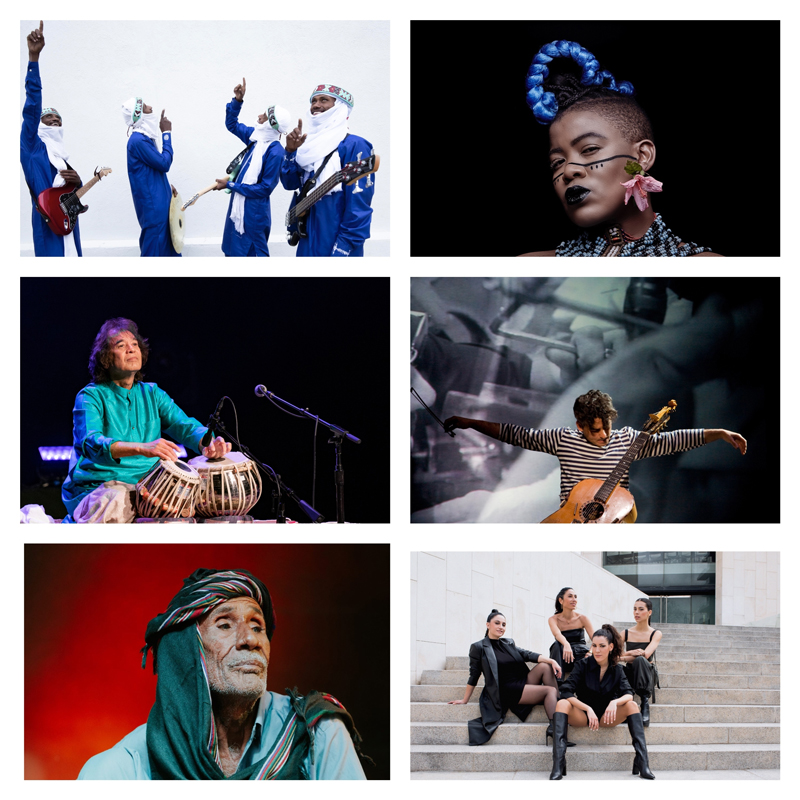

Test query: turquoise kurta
[61,381,207,517]
[77,691,367,780]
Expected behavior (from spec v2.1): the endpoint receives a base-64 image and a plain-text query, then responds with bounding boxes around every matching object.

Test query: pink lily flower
[621,174,663,211]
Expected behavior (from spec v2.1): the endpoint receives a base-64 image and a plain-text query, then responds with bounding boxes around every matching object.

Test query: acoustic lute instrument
[37,166,112,236]
[541,399,677,524]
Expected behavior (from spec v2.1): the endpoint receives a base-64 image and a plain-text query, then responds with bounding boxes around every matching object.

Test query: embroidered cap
[40,107,61,120]
[309,84,354,108]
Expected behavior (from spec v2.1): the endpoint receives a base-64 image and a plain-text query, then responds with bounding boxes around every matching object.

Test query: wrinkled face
[577,417,611,448]
[41,112,61,127]
[310,94,336,116]
[486,614,507,639]
[560,589,578,611]
[591,634,613,664]
[548,109,639,228]
[633,601,652,624]
[106,330,142,375]
[198,597,271,699]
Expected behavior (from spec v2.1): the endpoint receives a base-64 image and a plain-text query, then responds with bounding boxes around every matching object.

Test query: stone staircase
[411,623,780,776]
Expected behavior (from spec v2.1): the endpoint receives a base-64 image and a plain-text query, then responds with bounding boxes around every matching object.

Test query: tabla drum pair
[134,452,262,519]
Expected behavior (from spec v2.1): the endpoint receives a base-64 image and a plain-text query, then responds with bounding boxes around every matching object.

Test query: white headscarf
[295,99,351,192]
[121,97,163,151]
[229,105,292,235]
[36,121,79,256]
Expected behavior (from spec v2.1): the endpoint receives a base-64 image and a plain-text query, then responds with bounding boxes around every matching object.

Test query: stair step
[411,743,780,772]
[410,702,780,724]
[411,722,780,746]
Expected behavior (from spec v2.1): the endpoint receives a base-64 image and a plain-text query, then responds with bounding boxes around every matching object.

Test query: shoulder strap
[649,629,657,642]
[624,629,628,642]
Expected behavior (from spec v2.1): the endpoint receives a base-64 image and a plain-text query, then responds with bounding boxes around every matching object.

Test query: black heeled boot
[548,711,569,780]
[627,712,655,779]
[545,720,576,747]
[640,694,650,727]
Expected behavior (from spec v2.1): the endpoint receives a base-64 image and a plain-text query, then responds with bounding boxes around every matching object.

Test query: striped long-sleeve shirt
[498,424,706,503]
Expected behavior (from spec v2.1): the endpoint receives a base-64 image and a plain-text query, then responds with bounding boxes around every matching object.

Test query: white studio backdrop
[19,19,389,253]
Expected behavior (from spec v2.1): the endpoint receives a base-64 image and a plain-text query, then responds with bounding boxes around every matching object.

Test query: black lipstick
[565,186,591,206]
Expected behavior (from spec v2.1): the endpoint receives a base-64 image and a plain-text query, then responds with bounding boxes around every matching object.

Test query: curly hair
[526,39,654,144]
[592,624,624,666]
[573,389,618,429]
[88,317,149,383]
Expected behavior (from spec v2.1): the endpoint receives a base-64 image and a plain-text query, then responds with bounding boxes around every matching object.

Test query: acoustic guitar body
[541,479,637,524]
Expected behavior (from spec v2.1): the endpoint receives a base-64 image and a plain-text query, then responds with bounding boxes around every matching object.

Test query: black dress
[559,655,633,718]
[549,627,589,676]
[623,628,659,697]
[466,637,541,745]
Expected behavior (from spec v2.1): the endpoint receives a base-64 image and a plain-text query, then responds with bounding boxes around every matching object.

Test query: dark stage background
[20,277,389,522]
[24,543,390,780]
[410,20,780,257]
[411,277,778,523]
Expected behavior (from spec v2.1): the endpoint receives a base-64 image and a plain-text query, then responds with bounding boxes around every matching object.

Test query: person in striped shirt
[444,389,747,510]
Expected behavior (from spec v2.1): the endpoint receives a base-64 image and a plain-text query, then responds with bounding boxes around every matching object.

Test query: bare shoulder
[518,250,557,257]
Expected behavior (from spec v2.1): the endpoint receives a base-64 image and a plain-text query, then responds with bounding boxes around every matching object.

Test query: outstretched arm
[27,20,44,62]
[444,416,501,439]
[704,428,747,454]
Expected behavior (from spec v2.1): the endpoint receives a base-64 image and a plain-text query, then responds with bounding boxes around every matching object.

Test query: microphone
[254,384,269,398]
[201,396,226,448]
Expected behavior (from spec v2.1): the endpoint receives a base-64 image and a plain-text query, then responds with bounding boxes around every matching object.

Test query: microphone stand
[255,387,361,523]
[205,411,325,524]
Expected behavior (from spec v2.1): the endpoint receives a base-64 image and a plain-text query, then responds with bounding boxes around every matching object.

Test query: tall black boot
[545,720,576,747]
[627,712,655,779]
[548,711,569,780]
[639,694,650,727]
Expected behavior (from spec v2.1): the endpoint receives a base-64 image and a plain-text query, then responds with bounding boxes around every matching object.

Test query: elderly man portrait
[280,84,375,257]
[78,568,368,779]
[21,20,83,257]
[61,317,230,523]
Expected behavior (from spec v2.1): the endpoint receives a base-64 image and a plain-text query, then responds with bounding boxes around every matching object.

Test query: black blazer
[467,637,541,746]
[559,656,633,715]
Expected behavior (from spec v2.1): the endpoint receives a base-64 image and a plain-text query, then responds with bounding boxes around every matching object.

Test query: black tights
[519,662,559,719]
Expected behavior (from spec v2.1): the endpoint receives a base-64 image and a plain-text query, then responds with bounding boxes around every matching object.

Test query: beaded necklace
[555,214,712,257]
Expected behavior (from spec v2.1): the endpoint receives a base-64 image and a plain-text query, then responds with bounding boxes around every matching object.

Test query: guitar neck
[594,431,651,503]
[296,172,345,215]
[74,175,101,200]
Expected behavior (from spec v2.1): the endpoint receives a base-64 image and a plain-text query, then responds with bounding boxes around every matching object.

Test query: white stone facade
[411,551,644,685]
[716,552,780,627]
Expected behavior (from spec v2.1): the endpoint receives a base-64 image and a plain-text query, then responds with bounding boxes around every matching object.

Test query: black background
[410,20,780,257]
[21,277,389,522]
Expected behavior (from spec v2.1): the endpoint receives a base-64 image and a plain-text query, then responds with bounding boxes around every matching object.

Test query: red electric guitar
[36,166,112,236]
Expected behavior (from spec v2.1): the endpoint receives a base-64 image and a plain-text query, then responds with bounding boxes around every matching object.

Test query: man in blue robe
[280,84,375,257]
[123,97,181,257]
[62,317,230,522]
[213,78,291,256]
[20,20,83,257]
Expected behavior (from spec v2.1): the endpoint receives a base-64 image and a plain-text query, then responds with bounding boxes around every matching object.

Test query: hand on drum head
[140,438,181,461]
[203,436,232,459]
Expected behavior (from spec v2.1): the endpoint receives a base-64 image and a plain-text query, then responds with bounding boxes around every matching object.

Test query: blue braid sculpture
[519,40,723,258]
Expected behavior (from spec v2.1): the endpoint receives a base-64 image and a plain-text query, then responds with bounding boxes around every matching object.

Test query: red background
[24,543,390,780]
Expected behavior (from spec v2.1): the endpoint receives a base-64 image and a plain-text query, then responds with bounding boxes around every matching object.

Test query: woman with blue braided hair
[520,40,723,257]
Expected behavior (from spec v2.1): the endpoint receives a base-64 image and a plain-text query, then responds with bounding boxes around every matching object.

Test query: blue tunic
[280,134,375,257]
[20,61,83,257]
[77,691,366,780]
[61,381,207,517]
[126,130,180,257]
[221,98,284,257]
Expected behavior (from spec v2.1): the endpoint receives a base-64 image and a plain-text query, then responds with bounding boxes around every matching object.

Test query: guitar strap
[25,159,77,224]
[226,143,255,177]
[298,134,349,198]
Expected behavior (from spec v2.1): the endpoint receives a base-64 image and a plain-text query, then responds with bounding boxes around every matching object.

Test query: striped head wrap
[142,568,275,671]
[310,83,354,107]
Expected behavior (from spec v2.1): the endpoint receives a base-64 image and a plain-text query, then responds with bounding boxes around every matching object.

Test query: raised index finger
[39,20,44,32]
[242,77,246,88]
[161,109,165,119]
[297,118,303,132]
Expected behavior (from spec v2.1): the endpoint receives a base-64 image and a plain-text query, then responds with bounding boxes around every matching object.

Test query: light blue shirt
[62,381,207,516]
[77,691,366,780]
